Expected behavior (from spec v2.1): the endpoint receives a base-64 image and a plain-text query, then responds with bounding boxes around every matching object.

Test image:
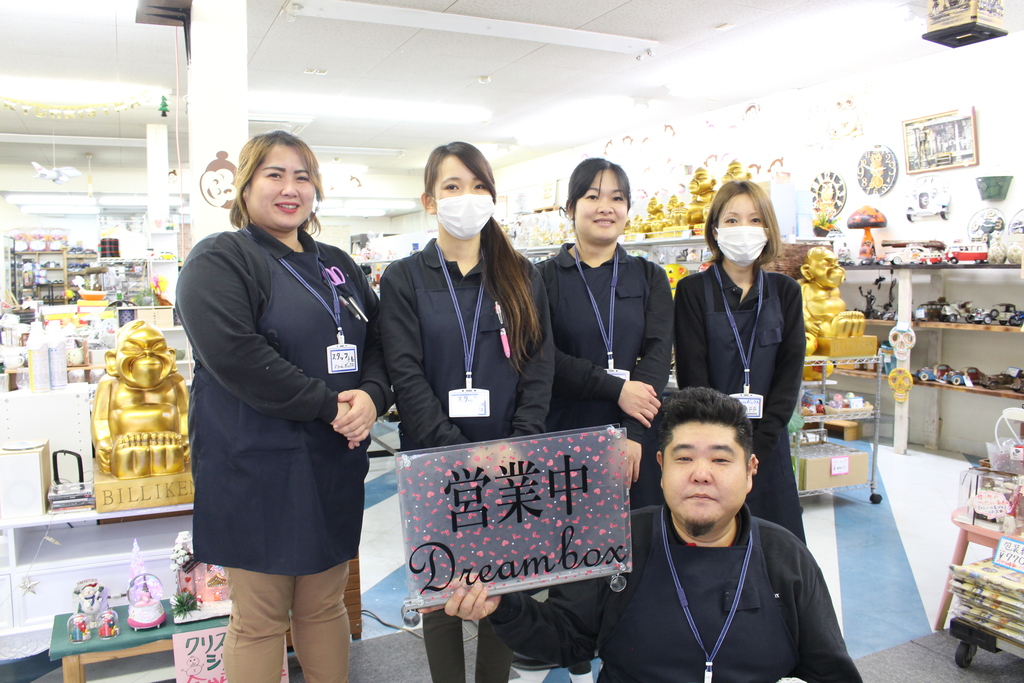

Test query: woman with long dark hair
[380,141,553,683]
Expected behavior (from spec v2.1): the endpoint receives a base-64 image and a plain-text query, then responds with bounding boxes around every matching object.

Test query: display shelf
[832,368,878,380]
[802,410,876,422]
[911,380,1022,401]
[845,263,1022,271]
[0,503,193,532]
[915,321,1024,333]
[12,514,189,571]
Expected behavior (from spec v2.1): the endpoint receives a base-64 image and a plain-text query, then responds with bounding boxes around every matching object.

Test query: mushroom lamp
[847,206,887,264]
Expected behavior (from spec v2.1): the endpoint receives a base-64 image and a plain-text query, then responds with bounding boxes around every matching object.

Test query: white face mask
[435,194,495,240]
[716,226,768,267]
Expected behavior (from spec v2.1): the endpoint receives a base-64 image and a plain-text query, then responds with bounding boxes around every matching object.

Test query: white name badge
[730,392,764,419]
[327,344,359,374]
[449,388,491,418]
[606,368,630,381]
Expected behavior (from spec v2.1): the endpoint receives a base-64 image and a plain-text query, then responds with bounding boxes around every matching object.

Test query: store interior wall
[2,28,1021,455]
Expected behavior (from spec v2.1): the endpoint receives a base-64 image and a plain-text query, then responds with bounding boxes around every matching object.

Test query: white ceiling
[0,0,1021,179]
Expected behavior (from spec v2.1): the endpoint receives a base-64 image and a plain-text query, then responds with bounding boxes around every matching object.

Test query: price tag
[327,344,358,374]
[1011,444,1024,463]
[606,368,630,381]
[730,392,763,419]
[830,456,850,476]
[994,536,1024,574]
[963,374,974,388]
[849,396,864,409]
[449,388,490,418]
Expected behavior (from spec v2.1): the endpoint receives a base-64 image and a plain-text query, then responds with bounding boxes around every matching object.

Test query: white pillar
[187,0,248,246]
[147,123,179,305]
[893,268,913,454]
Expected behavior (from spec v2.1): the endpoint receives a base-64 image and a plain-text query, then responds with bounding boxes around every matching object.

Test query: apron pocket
[233,402,302,452]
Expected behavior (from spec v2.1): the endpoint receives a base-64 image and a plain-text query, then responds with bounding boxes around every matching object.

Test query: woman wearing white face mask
[673,180,806,542]
[379,141,553,683]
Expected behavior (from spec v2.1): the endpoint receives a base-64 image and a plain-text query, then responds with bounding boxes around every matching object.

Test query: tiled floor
[15,429,999,682]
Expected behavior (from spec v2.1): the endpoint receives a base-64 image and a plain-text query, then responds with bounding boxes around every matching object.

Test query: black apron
[190,244,369,575]
[599,509,799,683]
[702,272,805,541]
[546,249,664,508]
[398,256,520,450]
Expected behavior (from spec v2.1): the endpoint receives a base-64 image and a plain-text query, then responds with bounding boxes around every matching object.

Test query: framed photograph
[903,108,978,174]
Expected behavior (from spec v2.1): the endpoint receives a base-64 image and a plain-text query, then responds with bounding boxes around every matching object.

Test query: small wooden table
[934,508,1024,631]
[49,600,227,683]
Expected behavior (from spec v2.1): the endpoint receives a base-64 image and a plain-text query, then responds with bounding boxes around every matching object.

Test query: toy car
[956,301,993,325]
[989,303,1020,325]
[907,174,951,222]
[946,366,986,387]
[946,242,988,264]
[883,240,946,265]
[1012,376,1024,394]
[915,299,960,323]
[984,367,1022,390]
[918,364,955,382]
[1009,310,1024,327]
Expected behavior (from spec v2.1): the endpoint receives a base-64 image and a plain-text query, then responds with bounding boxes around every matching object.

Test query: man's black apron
[703,272,804,540]
[599,509,799,682]
[191,244,368,575]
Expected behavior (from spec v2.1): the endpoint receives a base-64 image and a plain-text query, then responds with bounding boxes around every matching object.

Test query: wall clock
[810,171,847,219]
[856,146,898,196]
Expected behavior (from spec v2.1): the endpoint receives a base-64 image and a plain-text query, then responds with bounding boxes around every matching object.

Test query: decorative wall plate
[1008,209,1024,234]
[811,171,847,219]
[856,146,898,196]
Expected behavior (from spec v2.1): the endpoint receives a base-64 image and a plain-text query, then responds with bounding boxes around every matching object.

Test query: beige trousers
[224,562,351,683]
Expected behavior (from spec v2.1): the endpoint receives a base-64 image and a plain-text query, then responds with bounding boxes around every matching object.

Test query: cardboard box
[796,448,869,491]
[928,0,1003,32]
[0,440,52,518]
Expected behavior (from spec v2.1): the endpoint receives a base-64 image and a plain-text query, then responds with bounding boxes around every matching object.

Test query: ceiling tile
[579,0,773,45]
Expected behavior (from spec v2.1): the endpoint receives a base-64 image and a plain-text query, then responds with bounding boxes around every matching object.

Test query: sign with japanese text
[173,625,288,683]
[398,427,632,611]
[994,536,1024,574]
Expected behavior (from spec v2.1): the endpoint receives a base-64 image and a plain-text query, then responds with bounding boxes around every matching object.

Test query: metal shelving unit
[795,353,883,503]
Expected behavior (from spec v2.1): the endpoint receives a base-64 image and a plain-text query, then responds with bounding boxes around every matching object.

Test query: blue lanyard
[573,245,619,370]
[661,507,753,683]
[436,243,485,389]
[278,258,346,344]
[244,228,347,344]
[712,264,763,393]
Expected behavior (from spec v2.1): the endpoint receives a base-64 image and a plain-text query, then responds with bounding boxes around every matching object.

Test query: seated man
[442,387,861,683]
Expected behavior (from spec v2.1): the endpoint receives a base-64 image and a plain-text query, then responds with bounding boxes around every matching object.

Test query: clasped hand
[331,389,376,449]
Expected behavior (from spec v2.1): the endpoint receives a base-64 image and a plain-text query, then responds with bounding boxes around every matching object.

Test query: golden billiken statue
[92,320,190,479]
[798,246,873,359]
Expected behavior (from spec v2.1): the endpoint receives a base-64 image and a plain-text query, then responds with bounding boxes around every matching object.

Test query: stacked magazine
[950,559,1024,645]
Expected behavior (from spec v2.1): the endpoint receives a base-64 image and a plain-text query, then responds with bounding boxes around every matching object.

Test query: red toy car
[946,243,988,264]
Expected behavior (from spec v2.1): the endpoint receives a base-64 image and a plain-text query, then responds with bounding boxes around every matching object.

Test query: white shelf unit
[0,504,192,659]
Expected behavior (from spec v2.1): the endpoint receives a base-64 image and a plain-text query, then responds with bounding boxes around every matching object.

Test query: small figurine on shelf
[67,611,91,643]
[127,573,166,630]
[97,609,119,639]
[684,167,717,236]
[72,579,108,628]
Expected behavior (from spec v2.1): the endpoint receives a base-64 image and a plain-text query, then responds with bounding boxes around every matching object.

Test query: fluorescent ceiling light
[20,205,101,215]
[249,113,315,134]
[311,145,405,157]
[0,76,168,105]
[0,0,137,18]
[250,93,491,124]
[319,208,386,218]
[0,134,147,148]
[511,96,640,146]
[293,0,658,55]
[324,163,369,175]
[98,195,185,207]
[5,194,96,206]
[320,199,418,211]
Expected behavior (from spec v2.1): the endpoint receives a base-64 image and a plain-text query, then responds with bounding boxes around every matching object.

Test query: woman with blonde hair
[177,130,392,682]
[673,180,805,541]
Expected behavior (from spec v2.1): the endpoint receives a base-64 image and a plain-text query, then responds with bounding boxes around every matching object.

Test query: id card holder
[731,392,763,419]
[327,344,359,374]
[449,388,490,418]
[606,368,630,381]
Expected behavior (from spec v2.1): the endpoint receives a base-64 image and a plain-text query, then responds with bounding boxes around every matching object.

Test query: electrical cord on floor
[360,609,480,642]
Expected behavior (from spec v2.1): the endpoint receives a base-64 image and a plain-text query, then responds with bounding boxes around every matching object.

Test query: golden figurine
[685,167,717,236]
[666,195,688,236]
[92,320,190,479]
[720,159,752,183]
[797,247,875,360]
[644,196,666,235]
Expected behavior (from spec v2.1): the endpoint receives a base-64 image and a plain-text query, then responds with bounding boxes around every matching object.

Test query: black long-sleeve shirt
[175,225,393,423]
[379,241,554,447]
[490,505,861,683]
[538,244,673,443]
[674,267,805,460]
